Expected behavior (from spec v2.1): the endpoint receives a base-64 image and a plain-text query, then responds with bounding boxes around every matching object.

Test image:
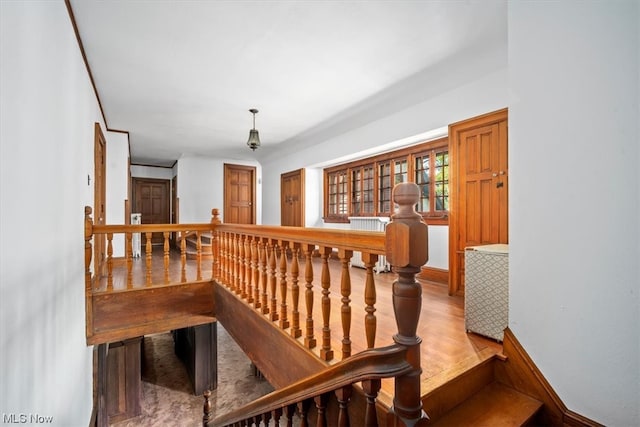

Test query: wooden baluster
[211,209,221,280]
[319,246,333,361]
[84,207,93,338]
[386,183,429,426]
[259,239,269,315]
[362,252,379,349]
[234,234,241,295]
[196,231,202,281]
[226,233,233,290]
[245,235,253,303]
[229,232,235,290]
[362,379,381,427]
[335,385,352,427]
[314,394,328,427]
[284,404,297,427]
[297,400,310,427]
[339,249,353,359]
[222,232,229,285]
[203,389,212,426]
[126,232,133,288]
[241,234,247,298]
[303,244,316,349]
[180,231,187,283]
[229,233,236,292]
[238,234,245,297]
[106,233,113,290]
[145,231,153,286]
[290,242,301,338]
[279,241,290,329]
[252,237,260,309]
[261,411,271,426]
[268,240,279,322]
[242,235,249,299]
[163,231,170,284]
[272,407,282,426]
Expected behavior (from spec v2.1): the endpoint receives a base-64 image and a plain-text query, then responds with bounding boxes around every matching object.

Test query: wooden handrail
[214,223,386,254]
[206,183,429,427]
[208,344,412,427]
[92,222,214,234]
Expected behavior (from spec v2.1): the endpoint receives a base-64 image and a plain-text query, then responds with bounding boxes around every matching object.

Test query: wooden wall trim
[65,0,107,126]
[418,266,448,285]
[496,328,602,427]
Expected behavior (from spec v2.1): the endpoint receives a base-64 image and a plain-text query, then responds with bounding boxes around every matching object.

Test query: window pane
[351,169,361,214]
[363,165,374,214]
[338,172,348,214]
[415,155,430,212]
[394,159,408,185]
[434,151,449,212]
[379,162,391,213]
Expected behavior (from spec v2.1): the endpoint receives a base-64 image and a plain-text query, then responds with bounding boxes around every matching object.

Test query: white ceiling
[70,1,507,167]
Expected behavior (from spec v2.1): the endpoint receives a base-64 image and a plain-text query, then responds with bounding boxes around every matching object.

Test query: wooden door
[281,169,305,226]
[133,178,170,244]
[224,164,255,224]
[94,123,106,277]
[449,109,508,295]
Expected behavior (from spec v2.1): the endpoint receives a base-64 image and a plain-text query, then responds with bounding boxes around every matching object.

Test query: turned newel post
[385,183,429,426]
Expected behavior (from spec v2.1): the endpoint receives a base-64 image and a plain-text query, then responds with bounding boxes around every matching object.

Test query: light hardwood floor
[98,247,502,408]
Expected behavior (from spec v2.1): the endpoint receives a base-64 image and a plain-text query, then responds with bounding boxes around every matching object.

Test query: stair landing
[430,381,543,427]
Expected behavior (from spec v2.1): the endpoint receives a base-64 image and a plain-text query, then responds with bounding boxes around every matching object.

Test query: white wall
[0,2,101,425]
[509,2,639,425]
[260,48,507,271]
[106,131,130,256]
[130,164,175,180]
[177,156,262,224]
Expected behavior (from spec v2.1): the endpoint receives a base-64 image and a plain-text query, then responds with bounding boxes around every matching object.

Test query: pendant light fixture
[246,108,261,151]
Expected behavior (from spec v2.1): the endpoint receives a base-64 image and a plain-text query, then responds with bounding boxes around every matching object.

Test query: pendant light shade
[246,108,260,151]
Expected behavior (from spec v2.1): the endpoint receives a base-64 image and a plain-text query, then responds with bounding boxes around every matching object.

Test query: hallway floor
[111,325,273,427]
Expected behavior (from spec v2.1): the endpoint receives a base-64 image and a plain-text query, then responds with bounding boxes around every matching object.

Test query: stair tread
[429,382,542,427]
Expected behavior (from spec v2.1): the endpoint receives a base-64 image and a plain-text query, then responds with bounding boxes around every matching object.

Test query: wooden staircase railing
[83,207,221,345]
[207,183,429,427]
[206,344,412,427]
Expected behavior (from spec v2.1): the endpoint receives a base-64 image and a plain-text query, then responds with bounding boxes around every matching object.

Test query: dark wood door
[133,178,170,244]
[224,164,255,224]
[281,169,304,226]
[94,123,106,277]
[449,109,508,295]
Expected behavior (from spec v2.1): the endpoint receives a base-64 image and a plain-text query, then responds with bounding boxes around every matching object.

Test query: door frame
[448,108,508,295]
[94,123,106,278]
[223,163,256,224]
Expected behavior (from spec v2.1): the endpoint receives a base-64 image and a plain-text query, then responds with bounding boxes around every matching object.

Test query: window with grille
[351,165,374,215]
[326,170,348,219]
[414,148,449,216]
[323,137,448,224]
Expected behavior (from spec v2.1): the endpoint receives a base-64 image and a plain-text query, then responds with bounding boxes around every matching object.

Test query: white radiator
[348,217,390,273]
[131,213,141,258]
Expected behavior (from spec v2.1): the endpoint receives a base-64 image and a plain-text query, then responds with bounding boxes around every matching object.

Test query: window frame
[323,137,449,225]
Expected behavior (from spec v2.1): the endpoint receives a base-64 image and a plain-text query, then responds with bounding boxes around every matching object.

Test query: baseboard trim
[418,266,448,285]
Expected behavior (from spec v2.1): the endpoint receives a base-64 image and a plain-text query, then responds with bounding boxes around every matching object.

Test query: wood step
[429,382,543,427]
[185,232,213,246]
